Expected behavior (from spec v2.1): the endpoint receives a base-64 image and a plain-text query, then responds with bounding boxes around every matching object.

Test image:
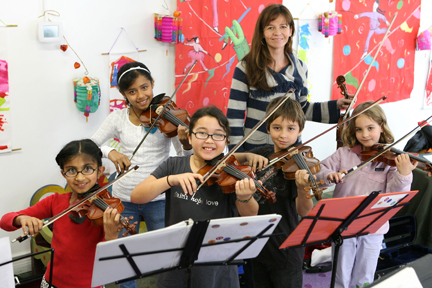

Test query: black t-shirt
[151,155,238,227]
[250,145,304,269]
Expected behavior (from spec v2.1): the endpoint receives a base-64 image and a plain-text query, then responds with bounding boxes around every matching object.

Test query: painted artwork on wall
[332,0,421,104]
[175,0,281,115]
[0,60,10,153]
[424,56,432,109]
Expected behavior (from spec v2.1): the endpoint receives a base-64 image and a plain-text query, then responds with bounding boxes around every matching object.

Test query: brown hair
[265,97,305,132]
[242,4,295,91]
[342,101,394,147]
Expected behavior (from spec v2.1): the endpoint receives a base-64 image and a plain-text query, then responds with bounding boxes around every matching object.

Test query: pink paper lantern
[416,29,431,51]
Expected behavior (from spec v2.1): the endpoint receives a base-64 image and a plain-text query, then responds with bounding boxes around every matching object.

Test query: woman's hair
[189,106,231,137]
[242,4,295,91]
[55,139,103,169]
[265,97,305,132]
[117,62,153,106]
[342,102,394,147]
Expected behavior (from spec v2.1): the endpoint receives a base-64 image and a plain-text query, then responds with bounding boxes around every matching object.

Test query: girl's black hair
[55,139,102,169]
[189,106,231,137]
[117,62,153,106]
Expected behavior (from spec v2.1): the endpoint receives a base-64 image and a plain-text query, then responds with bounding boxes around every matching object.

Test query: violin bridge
[155,105,164,115]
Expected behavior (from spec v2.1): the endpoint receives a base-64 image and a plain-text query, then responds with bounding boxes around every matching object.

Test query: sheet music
[92,214,281,287]
[0,237,14,288]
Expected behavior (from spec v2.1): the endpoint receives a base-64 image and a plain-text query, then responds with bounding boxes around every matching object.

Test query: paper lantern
[416,29,431,51]
[154,14,183,43]
[318,12,342,38]
[73,76,101,122]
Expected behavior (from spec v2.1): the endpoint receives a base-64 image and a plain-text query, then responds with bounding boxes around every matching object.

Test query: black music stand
[279,190,418,288]
[91,214,282,287]
[0,248,54,287]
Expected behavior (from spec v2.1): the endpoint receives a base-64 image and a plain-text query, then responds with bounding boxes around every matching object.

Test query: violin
[197,155,277,204]
[269,146,326,200]
[360,144,432,173]
[12,166,139,243]
[140,94,190,138]
[336,75,351,149]
[70,188,138,237]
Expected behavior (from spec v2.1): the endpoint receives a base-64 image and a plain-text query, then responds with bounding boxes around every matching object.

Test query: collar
[350,144,363,156]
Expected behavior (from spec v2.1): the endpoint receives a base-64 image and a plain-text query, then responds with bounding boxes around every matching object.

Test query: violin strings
[161,110,187,127]
[292,154,318,190]
[224,165,266,192]
[93,198,131,227]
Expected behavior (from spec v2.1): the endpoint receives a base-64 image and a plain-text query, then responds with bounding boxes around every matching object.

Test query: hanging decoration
[154,13,183,43]
[416,28,431,51]
[318,11,342,38]
[423,54,432,109]
[0,59,10,153]
[73,76,101,122]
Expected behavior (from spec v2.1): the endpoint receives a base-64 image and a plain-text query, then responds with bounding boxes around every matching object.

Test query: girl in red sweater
[0,139,122,288]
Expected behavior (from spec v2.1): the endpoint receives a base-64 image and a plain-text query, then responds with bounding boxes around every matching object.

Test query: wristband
[236,194,253,203]
[166,176,172,187]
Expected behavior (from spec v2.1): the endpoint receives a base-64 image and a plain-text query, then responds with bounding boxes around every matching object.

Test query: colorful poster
[0,60,10,154]
[424,55,432,109]
[332,0,421,104]
[175,0,282,115]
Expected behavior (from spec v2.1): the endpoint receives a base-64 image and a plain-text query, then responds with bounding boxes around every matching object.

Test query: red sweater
[0,192,104,288]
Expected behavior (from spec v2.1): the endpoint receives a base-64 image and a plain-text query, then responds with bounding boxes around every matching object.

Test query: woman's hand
[327,170,348,183]
[108,150,131,174]
[178,126,192,150]
[169,173,204,195]
[395,154,417,176]
[13,215,43,236]
[245,153,268,172]
[336,98,353,110]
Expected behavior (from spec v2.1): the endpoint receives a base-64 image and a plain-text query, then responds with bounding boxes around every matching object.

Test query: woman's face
[263,14,292,53]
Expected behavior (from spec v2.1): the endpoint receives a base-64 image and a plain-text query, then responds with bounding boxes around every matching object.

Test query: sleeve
[315,148,343,187]
[151,157,172,179]
[226,62,249,152]
[386,167,413,193]
[91,111,120,158]
[0,196,55,231]
[296,58,340,124]
[171,136,194,156]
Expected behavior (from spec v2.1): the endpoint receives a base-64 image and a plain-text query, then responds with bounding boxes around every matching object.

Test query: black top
[250,145,304,269]
[151,155,238,226]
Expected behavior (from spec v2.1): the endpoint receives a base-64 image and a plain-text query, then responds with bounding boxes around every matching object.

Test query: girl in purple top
[316,102,417,288]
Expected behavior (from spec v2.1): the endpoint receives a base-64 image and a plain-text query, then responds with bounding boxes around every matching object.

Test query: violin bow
[264,96,387,169]
[129,60,197,162]
[341,12,397,121]
[12,166,139,243]
[340,115,432,181]
[196,90,295,191]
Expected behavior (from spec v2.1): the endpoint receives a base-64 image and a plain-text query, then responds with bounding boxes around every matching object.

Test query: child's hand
[245,154,268,172]
[108,150,131,174]
[14,215,43,236]
[235,178,256,201]
[295,169,312,189]
[103,207,122,241]
[327,170,347,183]
[395,154,417,176]
[170,173,204,195]
[178,125,192,150]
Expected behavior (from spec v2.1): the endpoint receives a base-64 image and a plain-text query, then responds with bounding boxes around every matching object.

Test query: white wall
[0,0,431,262]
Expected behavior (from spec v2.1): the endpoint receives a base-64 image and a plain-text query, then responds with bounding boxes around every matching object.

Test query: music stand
[0,241,54,287]
[279,190,418,288]
[91,214,282,287]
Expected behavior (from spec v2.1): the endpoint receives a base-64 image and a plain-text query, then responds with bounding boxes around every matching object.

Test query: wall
[0,0,431,267]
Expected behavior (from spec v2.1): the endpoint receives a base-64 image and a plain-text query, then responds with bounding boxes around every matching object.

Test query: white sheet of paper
[92,214,281,287]
[371,194,408,209]
[0,237,15,288]
[372,267,423,288]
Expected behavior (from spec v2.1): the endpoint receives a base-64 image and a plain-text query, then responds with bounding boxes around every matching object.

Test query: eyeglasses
[63,167,97,177]
[191,131,227,141]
